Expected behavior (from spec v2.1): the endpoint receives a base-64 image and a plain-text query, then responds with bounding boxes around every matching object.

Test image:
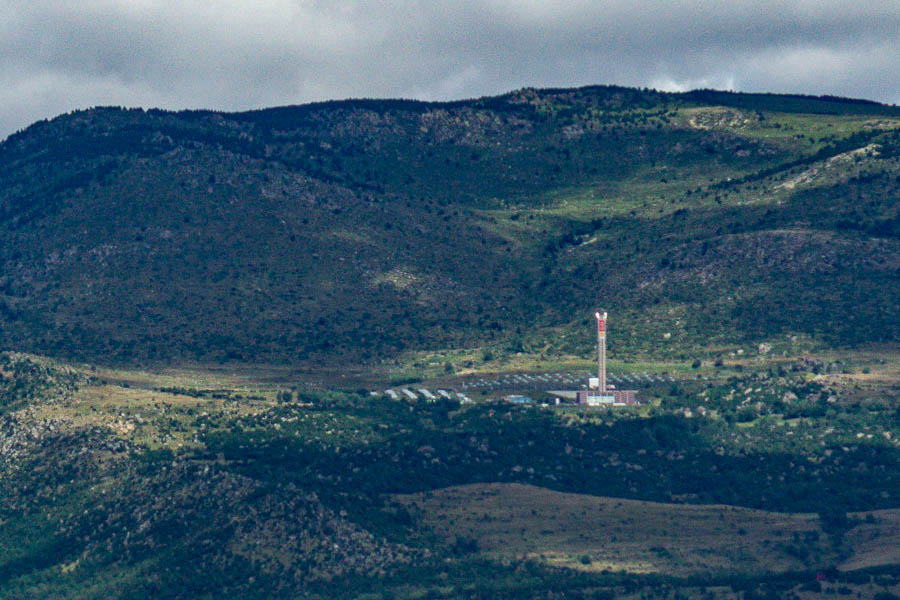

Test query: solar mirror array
[381,370,678,403]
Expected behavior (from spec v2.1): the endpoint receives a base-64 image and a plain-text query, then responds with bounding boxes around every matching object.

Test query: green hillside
[1,85,898,366]
[2,350,900,598]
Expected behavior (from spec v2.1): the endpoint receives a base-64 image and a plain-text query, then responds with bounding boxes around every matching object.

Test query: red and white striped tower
[595,312,607,393]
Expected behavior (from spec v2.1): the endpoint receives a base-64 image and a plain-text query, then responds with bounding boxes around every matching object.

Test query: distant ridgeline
[0,86,898,364]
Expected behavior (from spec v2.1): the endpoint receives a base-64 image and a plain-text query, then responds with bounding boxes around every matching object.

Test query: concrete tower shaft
[595,311,607,393]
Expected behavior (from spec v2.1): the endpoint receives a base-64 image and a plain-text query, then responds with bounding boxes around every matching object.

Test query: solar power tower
[595,311,608,393]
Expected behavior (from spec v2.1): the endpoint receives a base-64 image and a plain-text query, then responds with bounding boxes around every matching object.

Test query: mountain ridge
[1,85,898,365]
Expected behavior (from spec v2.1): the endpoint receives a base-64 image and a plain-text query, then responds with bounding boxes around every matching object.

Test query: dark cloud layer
[2,1,899,139]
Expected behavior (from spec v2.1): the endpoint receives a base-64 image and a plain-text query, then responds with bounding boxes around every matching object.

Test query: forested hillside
[1,86,898,364]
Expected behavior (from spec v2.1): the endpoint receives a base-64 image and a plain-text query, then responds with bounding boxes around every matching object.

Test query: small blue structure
[504,394,533,404]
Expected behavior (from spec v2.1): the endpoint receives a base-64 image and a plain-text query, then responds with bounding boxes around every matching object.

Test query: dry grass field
[396,483,900,577]
[15,359,285,450]
[840,509,900,571]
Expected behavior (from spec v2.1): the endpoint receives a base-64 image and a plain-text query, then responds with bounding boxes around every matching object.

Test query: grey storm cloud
[1,0,899,139]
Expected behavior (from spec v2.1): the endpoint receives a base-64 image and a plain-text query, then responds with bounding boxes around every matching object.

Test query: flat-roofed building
[576,389,638,406]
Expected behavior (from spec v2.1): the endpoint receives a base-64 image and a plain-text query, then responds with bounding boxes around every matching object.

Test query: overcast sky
[2,0,899,140]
